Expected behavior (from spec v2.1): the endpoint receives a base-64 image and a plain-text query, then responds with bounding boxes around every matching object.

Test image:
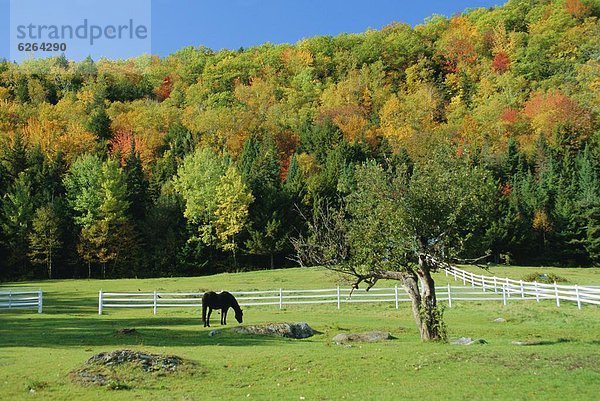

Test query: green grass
[1,267,599,400]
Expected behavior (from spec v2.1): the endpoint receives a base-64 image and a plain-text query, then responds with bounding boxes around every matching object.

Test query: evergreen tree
[124,141,150,221]
[86,106,111,140]
[1,173,35,276]
[240,137,288,267]
[1,131,29,183]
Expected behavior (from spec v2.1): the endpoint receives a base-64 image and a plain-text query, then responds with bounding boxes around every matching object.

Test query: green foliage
[173,147,227,227]
[64,155,104,228]
[1,173,35,272]
[521,271,569,284]
[28,203,62,278]
[214,166,254,258]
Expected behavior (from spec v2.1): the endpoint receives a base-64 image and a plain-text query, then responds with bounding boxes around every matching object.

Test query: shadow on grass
[0,315,288,348]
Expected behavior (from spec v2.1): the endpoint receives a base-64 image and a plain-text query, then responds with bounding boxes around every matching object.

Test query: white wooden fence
[444,265,600,309]
[0,289,43,313]
[98,273,600,315]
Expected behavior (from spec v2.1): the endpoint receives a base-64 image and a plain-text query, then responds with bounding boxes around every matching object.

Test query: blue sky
[0,0,503,61]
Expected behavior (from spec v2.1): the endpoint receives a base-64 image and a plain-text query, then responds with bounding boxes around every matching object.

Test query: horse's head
[235,308,243,324]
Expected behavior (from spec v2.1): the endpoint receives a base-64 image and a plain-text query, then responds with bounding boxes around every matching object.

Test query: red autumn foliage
[155,76,173,102]
[523,91,592,134]
[274,130,299,180]
[439,17,479,70]
[565,0,591,18]
[110,129,145,165]
[492,52,511,73]
[501,108,520,124]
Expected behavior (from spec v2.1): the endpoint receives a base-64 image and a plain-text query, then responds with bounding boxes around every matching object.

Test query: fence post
[482,275,486,292]
[471,272,475,288]
[98,290,103,315]
[447,284,452,308]
[8,290,12,309]
[462,272,466,285]
[394,285,399,309]
[279,288,283,310]
[493,277,498,293]
[445,269,448,277]
[506,277,510,298]
[37,289,42,313]
[534,281,539,302]
[554,282,560,307]
[575,285,581,310]
[520,280,525,298]
[502,285,507,306]
[336,286,340,310]
[153,291,157,315]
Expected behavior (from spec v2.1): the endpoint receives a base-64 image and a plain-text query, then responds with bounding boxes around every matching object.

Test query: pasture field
[1,267,599,400]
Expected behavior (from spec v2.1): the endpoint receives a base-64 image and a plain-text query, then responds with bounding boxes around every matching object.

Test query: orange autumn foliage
[523,91,593,149]
[492,51,511,73]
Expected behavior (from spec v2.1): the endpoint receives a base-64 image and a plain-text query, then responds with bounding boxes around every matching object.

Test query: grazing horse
[202,291,243,327]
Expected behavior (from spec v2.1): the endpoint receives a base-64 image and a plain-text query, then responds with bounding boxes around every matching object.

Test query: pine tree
[1,131,29,183]
[240,137,289,267]
[1,173,35,275]
[86,106,111,140]
[577,147,600,264]
[124,140,149,221]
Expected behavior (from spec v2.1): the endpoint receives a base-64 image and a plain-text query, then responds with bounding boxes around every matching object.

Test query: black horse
[202,291,243,327]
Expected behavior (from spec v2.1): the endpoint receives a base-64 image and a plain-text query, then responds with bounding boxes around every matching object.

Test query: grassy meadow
[1,266,599,400]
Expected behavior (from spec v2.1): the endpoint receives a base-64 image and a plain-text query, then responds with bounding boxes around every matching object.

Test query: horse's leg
[207,308,213,327]
[222,308,228,325]
[202,304,207,327]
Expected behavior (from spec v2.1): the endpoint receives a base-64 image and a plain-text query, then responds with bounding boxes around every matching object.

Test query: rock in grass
[332,331,393,344]
[511,339,570,346]
[452,337,487,345]
[115,328,138,335]
[71,350,187,387]
[208,330,221,337]
[232,322,314,339]
[493,318,506,323]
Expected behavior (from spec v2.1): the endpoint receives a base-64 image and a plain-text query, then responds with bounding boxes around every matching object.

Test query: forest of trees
[0,0,598,281]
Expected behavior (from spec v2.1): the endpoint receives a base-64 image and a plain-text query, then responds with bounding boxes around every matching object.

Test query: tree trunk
[372,266,444,342]
[231,237,238,268]
[270,253,274,269]
[48,248,52,280]
[416,253,443,341]
[400,271,426,338]
[88,261,91,279]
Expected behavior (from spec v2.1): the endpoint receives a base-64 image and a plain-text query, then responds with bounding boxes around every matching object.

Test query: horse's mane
[224,291,241,310]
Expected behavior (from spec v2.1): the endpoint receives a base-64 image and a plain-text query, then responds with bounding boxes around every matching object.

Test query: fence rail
[0,289,43,313]
[98,274,600,314]
[444,265,600,309]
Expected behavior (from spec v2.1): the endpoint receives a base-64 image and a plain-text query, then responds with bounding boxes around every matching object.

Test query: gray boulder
[232,322,314,339]
[332,331,393,344]
[451,337,487,345]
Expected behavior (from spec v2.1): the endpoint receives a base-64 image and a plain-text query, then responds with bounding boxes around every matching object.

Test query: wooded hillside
[0,0,598,279]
